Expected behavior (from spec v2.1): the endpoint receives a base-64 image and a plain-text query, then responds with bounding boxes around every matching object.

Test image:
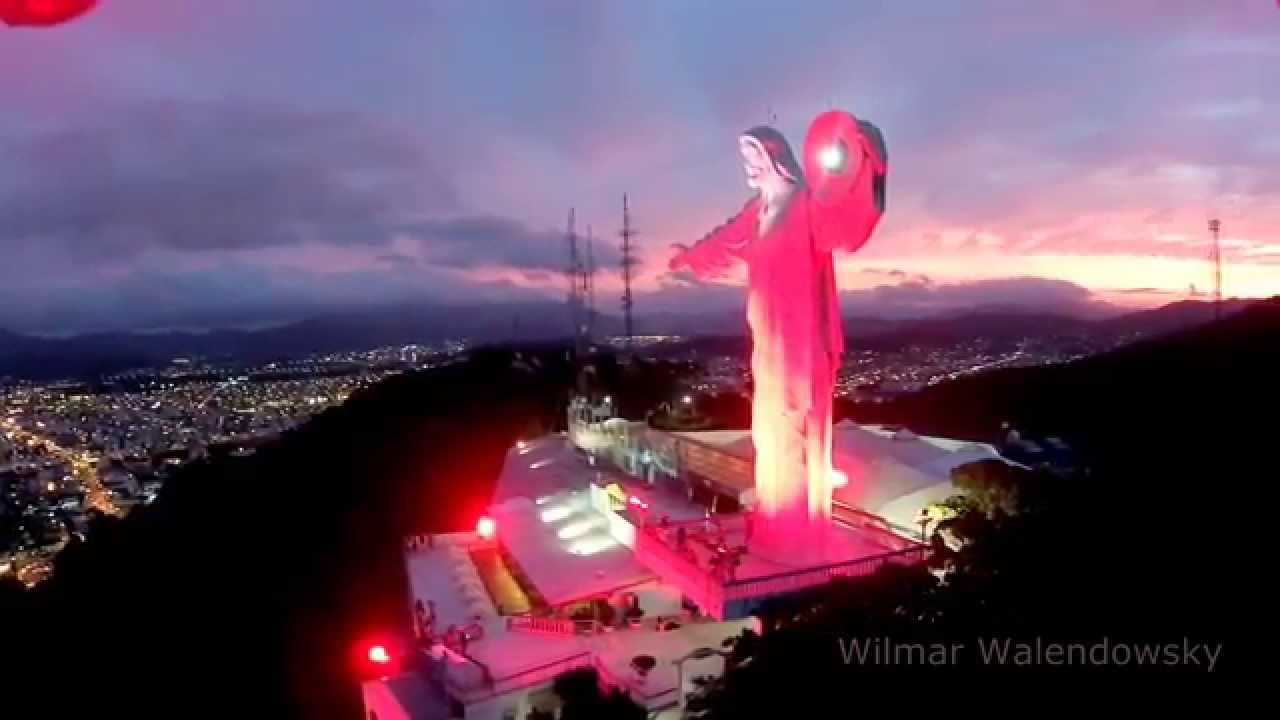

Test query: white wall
[361,681,413,720]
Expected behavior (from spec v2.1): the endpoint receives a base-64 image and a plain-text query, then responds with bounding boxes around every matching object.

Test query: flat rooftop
[492,434,591,506]
[591,617,755,707]
[405,532,500,630]
[490,492,656,607]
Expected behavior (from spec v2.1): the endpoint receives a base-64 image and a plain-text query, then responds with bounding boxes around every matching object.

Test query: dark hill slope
[872,297,1280,467]
[1,349,572,718]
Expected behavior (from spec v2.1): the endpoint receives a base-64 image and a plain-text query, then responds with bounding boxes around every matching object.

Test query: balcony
[634,516,927,619]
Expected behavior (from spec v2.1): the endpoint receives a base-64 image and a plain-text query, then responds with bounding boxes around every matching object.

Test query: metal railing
[443,649,594,704]
[507,616,576,635]
[722,545,928,601]
[506,616,602,636]
[831,500,924,546]
[634,527,727,617]
[636,524,928,613]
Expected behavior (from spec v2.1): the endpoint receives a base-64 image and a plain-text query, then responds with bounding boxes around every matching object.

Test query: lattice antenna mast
[1208,218,1222,321]
[585,225,596,342]
[565,209,583,350]
[619,194,638,345]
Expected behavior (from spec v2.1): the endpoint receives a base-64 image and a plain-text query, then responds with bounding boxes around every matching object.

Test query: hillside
[868,297,1280,464]
[2,301,1264,714]
[0,348,573,717]
[698,304,1266,714]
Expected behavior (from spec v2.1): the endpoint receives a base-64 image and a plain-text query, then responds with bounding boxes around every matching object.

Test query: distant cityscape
[689,332,1140,399]
[0,312,1197,588]
[0,341,468,587]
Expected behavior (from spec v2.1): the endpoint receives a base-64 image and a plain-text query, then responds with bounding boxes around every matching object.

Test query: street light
[367,644,391,666]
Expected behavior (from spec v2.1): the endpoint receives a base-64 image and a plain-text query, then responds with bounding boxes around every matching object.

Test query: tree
[552,667,646,720]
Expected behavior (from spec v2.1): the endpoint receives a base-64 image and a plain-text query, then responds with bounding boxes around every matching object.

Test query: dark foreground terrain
[4,300,1270,715]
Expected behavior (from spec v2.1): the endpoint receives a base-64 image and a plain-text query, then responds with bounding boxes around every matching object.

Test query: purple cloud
[0,1,1277,333]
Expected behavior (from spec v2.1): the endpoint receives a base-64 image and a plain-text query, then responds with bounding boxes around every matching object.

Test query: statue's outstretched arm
[810,119,888,254]
[669,198,758,279]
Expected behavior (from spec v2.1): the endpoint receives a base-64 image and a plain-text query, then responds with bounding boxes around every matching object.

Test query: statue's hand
[668,243,691,272]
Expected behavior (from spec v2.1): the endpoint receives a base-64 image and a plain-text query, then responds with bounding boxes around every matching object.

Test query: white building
[364,411,1006,719]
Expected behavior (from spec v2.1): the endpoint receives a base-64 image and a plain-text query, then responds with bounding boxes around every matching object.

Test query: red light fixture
[1,0,98,27]
[368,644,391,666]
[476,515,496,540]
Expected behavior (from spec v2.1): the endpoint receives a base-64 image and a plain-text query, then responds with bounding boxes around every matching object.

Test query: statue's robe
[678,121,887,556]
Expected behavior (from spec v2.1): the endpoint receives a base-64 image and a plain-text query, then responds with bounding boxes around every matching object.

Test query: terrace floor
[647,514,904,585]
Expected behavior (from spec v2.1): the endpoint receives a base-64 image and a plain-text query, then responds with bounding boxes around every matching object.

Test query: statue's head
[738,126,804,195]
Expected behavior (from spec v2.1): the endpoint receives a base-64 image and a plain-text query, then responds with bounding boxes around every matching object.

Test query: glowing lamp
[476,516,496,540]
[802,110,875,200]
[516,440,527,451]
[818,143,846,172]
[540,505,573,523]
[367,644,392,665]
[681,395,693,405]
[830,468,849,489]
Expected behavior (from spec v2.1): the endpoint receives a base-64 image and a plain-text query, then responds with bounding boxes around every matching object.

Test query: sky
[1,0,1277,334]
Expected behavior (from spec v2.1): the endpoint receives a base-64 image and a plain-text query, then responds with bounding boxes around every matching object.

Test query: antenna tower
[1208,218,1222,321]
[565,209,585,352]
[620,194,637,345]
[584,226,596,342]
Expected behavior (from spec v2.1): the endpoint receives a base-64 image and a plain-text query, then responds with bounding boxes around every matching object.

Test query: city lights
[1,342,468,587]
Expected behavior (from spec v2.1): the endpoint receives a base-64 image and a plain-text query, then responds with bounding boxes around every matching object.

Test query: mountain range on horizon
[0,297,1260,382]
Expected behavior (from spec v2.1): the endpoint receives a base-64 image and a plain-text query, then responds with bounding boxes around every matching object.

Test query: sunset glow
[0,2,1275,333]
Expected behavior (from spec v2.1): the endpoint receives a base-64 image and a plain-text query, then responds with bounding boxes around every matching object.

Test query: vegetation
[691,300,1278,712]
[550,667,647,720]
[5,299,1272,715]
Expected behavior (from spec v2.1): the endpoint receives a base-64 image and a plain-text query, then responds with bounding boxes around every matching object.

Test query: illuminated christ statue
[669,111,887,557]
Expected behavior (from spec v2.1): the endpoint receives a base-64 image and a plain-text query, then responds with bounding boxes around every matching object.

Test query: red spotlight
[476,515,496,540]
[368,644,392,666]
[1,0,97,27]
